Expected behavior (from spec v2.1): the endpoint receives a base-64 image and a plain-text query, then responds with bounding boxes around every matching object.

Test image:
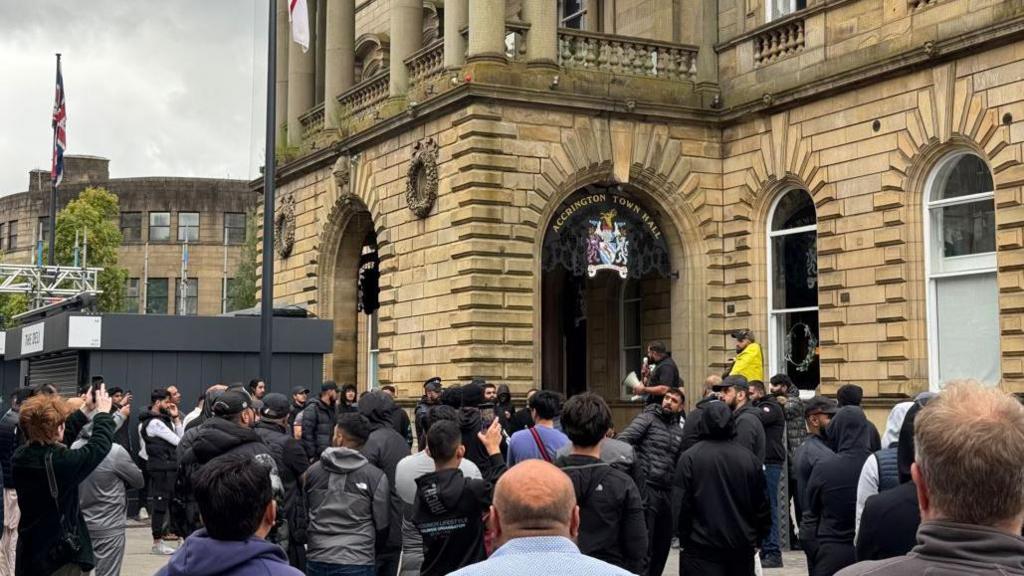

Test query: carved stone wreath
[275,193,296,259]
[406,138,439,218]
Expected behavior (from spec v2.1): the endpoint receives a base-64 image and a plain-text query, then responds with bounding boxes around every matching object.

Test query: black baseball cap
[260,393,291,419]
[804,395,838,417]
[321,381,339,393]
[713,374,749,392]
[212,388,254,416]
[291,385,310,395]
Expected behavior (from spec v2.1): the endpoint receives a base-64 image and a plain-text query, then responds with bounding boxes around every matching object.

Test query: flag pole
[260,0,277,387]
[48,53,60,267]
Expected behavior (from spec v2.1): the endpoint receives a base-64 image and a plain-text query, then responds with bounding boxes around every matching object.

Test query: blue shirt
[449,536,635,576]
[506,426,570,466]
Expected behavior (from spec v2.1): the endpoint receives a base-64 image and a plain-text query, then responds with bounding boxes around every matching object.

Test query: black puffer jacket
[139,411,178,472]
[618,404,684,490]
[807,406,873,545]
[358,391,411,554]
[755,395,786,466]
[780,385,806,474]
[300,397,336,461]
[0,408,20,488]
[681,396,716,452]
[186,416,270,466]
[254,419,310,542]
[555,454,647,574]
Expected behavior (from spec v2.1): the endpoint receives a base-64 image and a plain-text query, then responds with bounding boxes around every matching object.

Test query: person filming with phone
[13,384,116,576]
[631,341,682,406]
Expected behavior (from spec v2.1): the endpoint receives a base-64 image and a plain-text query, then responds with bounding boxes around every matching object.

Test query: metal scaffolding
[0,264,102,309]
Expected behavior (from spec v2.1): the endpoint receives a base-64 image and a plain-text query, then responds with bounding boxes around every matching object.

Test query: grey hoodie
[72,424,145,537]
[304,446,390,566]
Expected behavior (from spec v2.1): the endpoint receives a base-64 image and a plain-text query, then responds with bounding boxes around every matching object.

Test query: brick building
[1,155,254,317]
[261,0,1024,422]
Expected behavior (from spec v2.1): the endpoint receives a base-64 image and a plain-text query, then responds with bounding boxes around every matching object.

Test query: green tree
[55,186,128,312]
[0,294,29,329]
[228,210,258,311]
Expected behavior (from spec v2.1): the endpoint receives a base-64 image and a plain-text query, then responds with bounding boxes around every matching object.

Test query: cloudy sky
[0,1,269,196]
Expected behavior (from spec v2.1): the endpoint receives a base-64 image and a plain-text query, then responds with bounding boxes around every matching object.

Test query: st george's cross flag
[289,0,310,53]
[52,55,67,187]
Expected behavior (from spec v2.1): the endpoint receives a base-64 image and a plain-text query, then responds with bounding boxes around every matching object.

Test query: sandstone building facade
[1,156,253,317]
[262,0,1024,421]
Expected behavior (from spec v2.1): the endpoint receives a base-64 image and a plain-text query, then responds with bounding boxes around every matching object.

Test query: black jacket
[795,434,833,541]
[646,354,681,405]
[0,408,20,488]
[555,454,647,574]
[300,398,336,461]
[680,396,716,453]
[390,405,413,448]
[855,481,919,561]
[139,411,178,472]
[413,397,435,450]
[674,401,770,554]
[780,385,806,474]
[254,419,309,538]
[288,401,305,430]
[807,406,873,544]
[755,396,786,465]
[358,392,412,554]
[413,454,506,576]
[457,407,499,478]
[13,412,115,576]
[508,406,533,434]
[185,416,270,467]
[733,402,766,463]
[618,404,684,490]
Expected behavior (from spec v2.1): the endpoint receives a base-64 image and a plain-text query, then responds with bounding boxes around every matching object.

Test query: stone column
[287,0,315,146]
[314,0,326,104]
[443,0,468,68]
[275,0,289,147]
[325,0,355,127]
[467,0,506,63]
[389,0,423,96]
[583,0,600,31]
[522,0,557,69]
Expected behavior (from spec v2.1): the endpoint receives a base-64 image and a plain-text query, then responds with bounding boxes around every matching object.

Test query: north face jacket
[304,447,390,566]
[618,404,684,490]
[555,453,647,574]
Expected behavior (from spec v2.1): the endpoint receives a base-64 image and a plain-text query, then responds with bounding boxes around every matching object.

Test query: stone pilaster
[324,0,355,127]
[275,0,289,147]
[443,0,468,69]
[286,0,315,146]
[522,0,557,69]
[389,0,423,96]
[467,0,506,64]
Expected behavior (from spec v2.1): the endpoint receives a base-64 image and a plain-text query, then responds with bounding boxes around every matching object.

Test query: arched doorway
[540,184,674,403]
[328,210,379,389]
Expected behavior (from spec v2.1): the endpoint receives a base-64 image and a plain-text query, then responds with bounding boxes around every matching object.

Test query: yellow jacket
[730,342,764,382]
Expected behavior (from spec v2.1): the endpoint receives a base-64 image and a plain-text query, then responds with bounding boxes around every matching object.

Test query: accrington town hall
[258,0,1024,425]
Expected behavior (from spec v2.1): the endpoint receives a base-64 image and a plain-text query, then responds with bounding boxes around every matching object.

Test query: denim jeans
[306,561,376,576]
[762,463,783,557]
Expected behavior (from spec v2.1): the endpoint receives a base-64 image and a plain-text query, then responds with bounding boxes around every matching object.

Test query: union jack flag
[51,55,66,187]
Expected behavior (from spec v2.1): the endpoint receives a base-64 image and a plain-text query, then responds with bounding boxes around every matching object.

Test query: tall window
[7,221,17,250]
[926,152,999,387]
[223,277,239,313]
[175,278,199,315]
[178,212,199,243]
[146,278,169,314]
[767,189,820,389]
[368,311,380,389]
[0,223,5,251]
[224,212,246,245]
[559,0,586,28]
[767,0,807,21]
[149,212,170,242]
[120,212,142,243]
[123,278,140,313]
[620,279,643,381]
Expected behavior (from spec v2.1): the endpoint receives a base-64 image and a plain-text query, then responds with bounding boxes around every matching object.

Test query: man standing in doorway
[632,341,681,405]
[727,330,764,383]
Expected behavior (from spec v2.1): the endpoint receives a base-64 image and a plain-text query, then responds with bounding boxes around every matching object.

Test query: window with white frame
[368,311,380,389]
[767,0,807,22]
[767,189,820,389]
[620,279,643,398]
[926,152,999,387]
[559,0,587,29]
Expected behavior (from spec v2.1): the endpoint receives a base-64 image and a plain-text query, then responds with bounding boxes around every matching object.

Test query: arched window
[767,189,820,389]
[620,278,643,382]
[925,152,999,387]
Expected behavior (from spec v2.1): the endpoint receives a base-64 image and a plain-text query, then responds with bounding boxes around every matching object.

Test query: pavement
[124,525,810,576]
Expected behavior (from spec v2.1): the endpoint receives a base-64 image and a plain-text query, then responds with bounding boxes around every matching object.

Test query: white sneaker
[151,542,175,555]
[139,508,150,520]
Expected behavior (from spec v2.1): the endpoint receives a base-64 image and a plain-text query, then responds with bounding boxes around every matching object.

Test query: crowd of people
[0,332,1022,576]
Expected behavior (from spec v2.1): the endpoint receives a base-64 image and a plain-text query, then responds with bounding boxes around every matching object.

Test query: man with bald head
[450,460,633,576]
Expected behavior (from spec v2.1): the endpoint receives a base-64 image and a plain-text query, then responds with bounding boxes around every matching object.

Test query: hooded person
[339,384,359,414]
[453,382,501,478]
[805,406,873,576]
[854,395,933,562]
[414,378,443,450]
[854,401,913,536]
[673,400,771,576]
[494,384,514,432]
[836,385,881,451]
[357,391,411,576]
